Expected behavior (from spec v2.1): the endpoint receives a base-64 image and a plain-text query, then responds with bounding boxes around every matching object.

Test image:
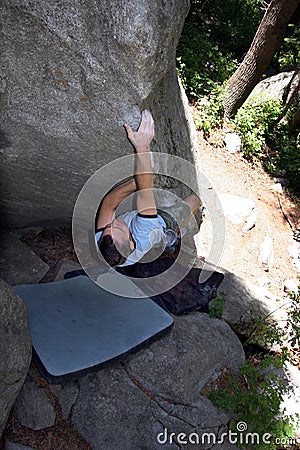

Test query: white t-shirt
[95,210,166,266]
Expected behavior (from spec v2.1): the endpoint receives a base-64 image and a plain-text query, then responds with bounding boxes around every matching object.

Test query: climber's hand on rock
[124,110,154,153]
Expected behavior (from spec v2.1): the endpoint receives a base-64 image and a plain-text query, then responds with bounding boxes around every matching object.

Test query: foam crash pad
[12,275,173,384]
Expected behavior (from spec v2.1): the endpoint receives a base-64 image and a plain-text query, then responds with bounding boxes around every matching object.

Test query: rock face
[0,1,192,227]
[71,313,244,449]
[0,233,49,285]
[9,313,244,449]
[250,70,300,102]
[0,279,32,437]
[219,271,287,340]
[13,380,56,431]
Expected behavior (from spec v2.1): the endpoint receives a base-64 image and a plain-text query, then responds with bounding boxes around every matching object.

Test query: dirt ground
[195,129,300,298]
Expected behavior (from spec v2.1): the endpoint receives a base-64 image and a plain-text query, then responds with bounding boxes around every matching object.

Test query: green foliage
[209,356,297,449]
[176,23,237,98]
[246,286,300,353]
[232,95,283,158]
[178,0,299,98]
[209,291,227,318]
[273,23,300,70]
[266,122,300,193]
[193,84,226,134]
[177,0,300,192]
[227,94,300,193]
[285,288,300,349]
[209,286,300,449]
[176,0,264,98]
[185,0,264,58]
[246,316,286,349]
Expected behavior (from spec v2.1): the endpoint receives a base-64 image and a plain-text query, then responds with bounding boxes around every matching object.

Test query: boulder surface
[7,313,244,449]
[0,280,32,437]
[71,313,244,449]
[0,0,193,227]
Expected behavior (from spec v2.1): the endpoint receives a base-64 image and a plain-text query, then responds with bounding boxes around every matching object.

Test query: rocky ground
[1,130,300,450]
[195,129,300,298]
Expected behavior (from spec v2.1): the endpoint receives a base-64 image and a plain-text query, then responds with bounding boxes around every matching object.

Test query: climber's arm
[124,110,157,216]
[96,178,136,229]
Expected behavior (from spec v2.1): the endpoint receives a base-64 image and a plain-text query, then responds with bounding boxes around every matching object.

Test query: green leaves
[208,291,227,318]
[176,21,238,99]
[209,286,300,449]
[193,84,226,135]
[176,0,263,99]
[209,355,298,449]
[232,95,283,159]
[230,95,300,192]
[177,0,300,193]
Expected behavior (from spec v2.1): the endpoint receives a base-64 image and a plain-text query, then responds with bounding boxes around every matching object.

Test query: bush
[193,84,226,135]
[232,95,300,192]
[209,287,300,449]
[232,95,283,159]
[272,23,300,71]
[176,0,264,99]
[183,0,263,58]
[209,356,297,450]
[266,122,300,193]
[176,22,237,98]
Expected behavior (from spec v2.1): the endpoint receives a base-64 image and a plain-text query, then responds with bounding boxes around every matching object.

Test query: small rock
[54,258,81,281]
[13,379,56,430]
[283,279,298,294]
[224,132,242,154]
[273,177,289,186]
[0,233,49,285]
[259,236,274,272]
[218,193,257,231]
[270,182,283,194]
[50,382,79,420]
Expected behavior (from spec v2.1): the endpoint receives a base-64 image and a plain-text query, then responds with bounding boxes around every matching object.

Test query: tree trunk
[223,0,300,118]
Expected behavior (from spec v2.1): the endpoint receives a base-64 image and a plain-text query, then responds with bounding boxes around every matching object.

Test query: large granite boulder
[0,279,32,437]
[219,271,288,342]
[0,0,193,227]
[71,313,245,449]
[249,70,300,102]
[193,259,288,344]
[9,313,244,449]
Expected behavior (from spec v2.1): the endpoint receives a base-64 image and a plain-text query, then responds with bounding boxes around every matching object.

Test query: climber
[95,109,201,266]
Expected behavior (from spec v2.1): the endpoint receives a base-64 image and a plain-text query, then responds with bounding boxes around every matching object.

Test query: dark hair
[98,235,131,266]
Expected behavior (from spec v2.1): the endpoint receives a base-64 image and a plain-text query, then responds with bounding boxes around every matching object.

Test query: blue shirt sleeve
[95,229,104,244]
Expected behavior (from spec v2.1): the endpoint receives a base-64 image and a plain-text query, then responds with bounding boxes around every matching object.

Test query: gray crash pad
[12,275,173,384]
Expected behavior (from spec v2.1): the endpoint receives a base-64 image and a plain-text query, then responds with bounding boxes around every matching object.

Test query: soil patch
[197,129,300,297]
